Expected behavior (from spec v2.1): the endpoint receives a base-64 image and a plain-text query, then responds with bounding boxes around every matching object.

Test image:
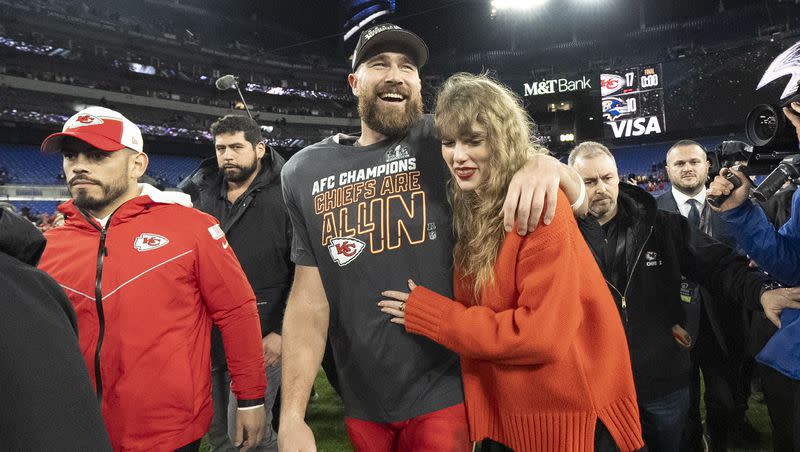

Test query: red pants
[345,403,471,452]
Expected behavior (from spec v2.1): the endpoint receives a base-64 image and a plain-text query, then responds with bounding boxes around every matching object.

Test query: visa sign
[523,76,592,96]
[608,116,663,138]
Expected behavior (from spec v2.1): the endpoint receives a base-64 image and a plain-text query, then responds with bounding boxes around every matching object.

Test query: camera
[706,40,800,207]
[707,93,800,207]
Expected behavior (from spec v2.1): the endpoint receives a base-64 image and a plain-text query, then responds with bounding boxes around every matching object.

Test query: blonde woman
[380,73,644,452]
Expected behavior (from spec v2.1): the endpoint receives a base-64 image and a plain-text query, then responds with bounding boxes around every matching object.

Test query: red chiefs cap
[41,106,144,153]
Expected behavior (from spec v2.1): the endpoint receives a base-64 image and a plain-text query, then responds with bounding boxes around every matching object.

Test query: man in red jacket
[37,106,267,452]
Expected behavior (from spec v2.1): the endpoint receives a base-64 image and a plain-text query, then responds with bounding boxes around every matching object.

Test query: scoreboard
[600,64,666,139]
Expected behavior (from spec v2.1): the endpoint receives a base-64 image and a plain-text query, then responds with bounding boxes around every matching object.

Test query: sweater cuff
[404,286,458,344]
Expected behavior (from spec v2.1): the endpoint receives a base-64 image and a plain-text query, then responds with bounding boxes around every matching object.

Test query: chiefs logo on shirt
[328,237,366,266]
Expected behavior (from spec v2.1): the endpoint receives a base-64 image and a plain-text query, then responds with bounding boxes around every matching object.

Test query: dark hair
[210,115,262,148]
[667,139,707,157]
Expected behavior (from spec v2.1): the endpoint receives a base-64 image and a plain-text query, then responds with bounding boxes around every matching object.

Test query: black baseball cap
[351,23,429,71]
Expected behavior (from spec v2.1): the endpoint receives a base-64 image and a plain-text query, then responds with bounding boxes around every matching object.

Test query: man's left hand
[262,332,282,367]
[235,407,267,451]
[761,287,800,328]
[671,324,692,348]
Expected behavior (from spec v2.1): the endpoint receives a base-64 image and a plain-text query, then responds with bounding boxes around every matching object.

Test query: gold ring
[400,303,405,312]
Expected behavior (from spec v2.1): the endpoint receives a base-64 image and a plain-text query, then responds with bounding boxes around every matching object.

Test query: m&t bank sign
[523,76,592,96]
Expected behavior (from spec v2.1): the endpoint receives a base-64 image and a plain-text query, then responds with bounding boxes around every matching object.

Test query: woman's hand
[378,279,417,326]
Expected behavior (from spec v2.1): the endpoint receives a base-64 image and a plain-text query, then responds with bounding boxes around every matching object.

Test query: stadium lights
[560,133,576,142]
[491,0,549,14]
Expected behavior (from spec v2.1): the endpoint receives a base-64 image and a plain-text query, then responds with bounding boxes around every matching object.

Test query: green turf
[203,370,774,451]
[713,382,772,452]
[199,370,350,452]
[307,371,353,451]
[729,399,771,452]
[304,372,778,451]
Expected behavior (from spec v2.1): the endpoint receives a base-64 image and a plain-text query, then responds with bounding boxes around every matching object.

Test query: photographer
[708,102,800,452]
[708,103,800,290]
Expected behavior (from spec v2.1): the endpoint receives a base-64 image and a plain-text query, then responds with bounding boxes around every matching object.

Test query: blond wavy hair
[434,73,548,301]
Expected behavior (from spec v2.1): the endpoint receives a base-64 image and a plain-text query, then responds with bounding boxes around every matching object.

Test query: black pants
[682,312,750,452]
[760,364,800,452]
[480,420,624,452]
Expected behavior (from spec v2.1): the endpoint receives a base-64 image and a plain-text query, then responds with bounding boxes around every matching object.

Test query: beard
[220,159,258,184]
[70,176,128,214]
[671,173,706,194]
[589,197,615,219]
[358,85,423,138]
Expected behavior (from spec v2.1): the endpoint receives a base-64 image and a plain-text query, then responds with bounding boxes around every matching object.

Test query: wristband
[238,398,265,408]
[760,281,783,297]
[238,404,264,411]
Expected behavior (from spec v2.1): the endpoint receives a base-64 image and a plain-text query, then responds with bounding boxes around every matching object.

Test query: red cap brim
[40,131,126,153]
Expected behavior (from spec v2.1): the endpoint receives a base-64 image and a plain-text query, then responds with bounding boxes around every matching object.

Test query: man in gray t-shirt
[283,115,462,425]
[278,24,586,452]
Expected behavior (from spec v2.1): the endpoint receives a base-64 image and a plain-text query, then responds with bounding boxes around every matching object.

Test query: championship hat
[351,23,429,71]
[41,106,144,153]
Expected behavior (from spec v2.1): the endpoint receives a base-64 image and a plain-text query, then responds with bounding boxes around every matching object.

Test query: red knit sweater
[405,191,644,452]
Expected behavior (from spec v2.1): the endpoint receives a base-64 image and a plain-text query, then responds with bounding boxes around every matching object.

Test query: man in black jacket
[568,142,789,452]
[180,115,293,452]
[0,207,112,451]
[657,139,756,451]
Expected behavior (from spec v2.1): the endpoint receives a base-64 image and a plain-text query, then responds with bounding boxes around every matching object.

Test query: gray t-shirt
[281,116,463,422]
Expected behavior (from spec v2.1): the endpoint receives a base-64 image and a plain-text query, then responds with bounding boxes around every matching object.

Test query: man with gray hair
[568,141,616,167]
[570,141,792,452]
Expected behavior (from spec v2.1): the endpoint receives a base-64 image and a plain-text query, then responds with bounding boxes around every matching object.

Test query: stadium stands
[0,144,64,185]
[0,45,358,119]
[0,0,358,118]
[437,2,800,77]
[145,153,204,187]
[0,143,201,187]
[9,200,61,215]
[0,87,349,151]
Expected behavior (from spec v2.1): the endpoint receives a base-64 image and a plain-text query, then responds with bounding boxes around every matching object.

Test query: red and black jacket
[39,186,266,451]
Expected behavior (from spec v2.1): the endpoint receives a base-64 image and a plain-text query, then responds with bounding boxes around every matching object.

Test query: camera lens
[755,113,776,138]
[746,104,784,147]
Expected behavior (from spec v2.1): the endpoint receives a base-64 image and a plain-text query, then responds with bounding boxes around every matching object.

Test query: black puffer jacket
[181,149,293,363]
[578,183,767,401]
[0,209,112,450]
